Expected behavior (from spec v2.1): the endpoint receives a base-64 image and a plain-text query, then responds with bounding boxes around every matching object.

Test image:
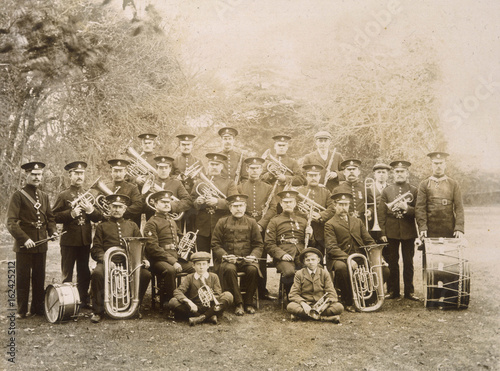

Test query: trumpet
[198,276,220,310]
[104,237,149,319]
[386,191,413,212]
[69,177,102,210]
[125,147,158,194]
[347,243,386,312]
[144,182,185,220]
[177,230,198,261]
[309,293,332,320]
[262,149,294,177]
[364,178,381,232]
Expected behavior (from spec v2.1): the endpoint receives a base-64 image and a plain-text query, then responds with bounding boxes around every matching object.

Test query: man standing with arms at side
[52,161,103,308]
[7,162,58,318]
[378,161,419,301]
[415,152,465,239]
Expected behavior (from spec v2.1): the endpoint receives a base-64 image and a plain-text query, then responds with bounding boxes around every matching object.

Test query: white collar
[429,175,448,182]
[307,268,318,276]
[194,272,210,280]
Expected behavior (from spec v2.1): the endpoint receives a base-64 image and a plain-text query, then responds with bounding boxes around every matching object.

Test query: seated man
[212,194,263,315]
[144,191,195,312]
[265,190,313,296]
[287,248,344,322]
[169,252,233,326]
[325,191,388,312]
[90,194,151,323]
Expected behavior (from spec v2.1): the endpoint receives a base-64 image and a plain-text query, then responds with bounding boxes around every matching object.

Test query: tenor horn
[262,149,294,177]
[347,244,386,312]
[104,238,148,319]
[364,178,381,232]
[92,180,119,217]
[69,177,102,210]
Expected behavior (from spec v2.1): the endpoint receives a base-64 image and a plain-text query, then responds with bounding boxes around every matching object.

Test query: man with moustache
[7,162,58,318]
[378,161,419,300]
[173,134,204,194]
[302,131,344,191]
[52,161,103,308]
[415,152,465,239]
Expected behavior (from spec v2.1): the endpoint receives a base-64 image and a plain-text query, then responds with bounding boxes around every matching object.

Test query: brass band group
[6,127,467,326]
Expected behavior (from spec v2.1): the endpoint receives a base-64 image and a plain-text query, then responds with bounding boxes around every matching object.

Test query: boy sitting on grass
[287,248,344,322]
[169,252,233,326]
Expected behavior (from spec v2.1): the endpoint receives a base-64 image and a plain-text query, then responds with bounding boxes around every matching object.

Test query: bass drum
[423,238,470,309]
[44,283,81,323]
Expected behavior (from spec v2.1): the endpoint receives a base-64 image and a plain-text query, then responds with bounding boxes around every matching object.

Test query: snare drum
[44,283,81,323]
[423,238,470,309]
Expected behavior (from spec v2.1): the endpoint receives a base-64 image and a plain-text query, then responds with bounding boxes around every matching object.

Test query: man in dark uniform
[172,134,204,193]
[296,164,335,256]
[90,194,151,323]
[301,131,345,191]
[379,161,419,300]
[333,159,372,223]
[265,190,313,295]
[324,191,378,311]
[261,135,306,196]
[238,157,277,300]
[212,194,264,315]
[52,161,103,308]
[7,162,58,318]
[144,191,195,311]
[218,127,247,184]
[192,153,238,252]
[143,156,192,222]
[416,152,465,238]
[104,159,143,227]
[137,133,158,167]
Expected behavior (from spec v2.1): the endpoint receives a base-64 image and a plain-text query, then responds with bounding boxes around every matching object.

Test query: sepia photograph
[1,0,499,369]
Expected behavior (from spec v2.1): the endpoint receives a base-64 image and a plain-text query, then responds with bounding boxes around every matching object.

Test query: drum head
[45,285,61,323]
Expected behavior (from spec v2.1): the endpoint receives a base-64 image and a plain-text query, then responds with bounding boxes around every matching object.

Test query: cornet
[125,147,158,194]
[364,178,381,232]
[198,277,221,310]
[177,230,198,261]
[295,188,326,216]
[69,177,102,210]
[309,293,332,320]
[386,191,413,212]
[177,161,202,181]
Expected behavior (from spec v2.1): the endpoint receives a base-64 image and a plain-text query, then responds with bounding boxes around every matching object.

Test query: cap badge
[162,158,165,162]
[78,164,82,169]
[34,164,39,169]
[398,162,403,167]
[214,155,218,160]
[350,161,354,165]
[184,136,188,141]
[341,195,346,200]
[437,154,441,158]
[253,159,257,163]
[286,193,290,197]
[312,166,316,170]
[116,196,121,201]
[117,161,121,166]
[281,137,285,141]
[236,196,240,201]
[148,231,152,236]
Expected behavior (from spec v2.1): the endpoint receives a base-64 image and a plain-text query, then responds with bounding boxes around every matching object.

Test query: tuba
[309,293,332,320]
[198,277,221,311]
[144,182,185,220]
[104,237,149,319]
[177,230,199,261]
[125,147,158,194]
[347,243,386,312]
[364,178,381,231]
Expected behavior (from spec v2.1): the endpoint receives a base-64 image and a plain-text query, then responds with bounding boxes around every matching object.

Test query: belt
[279,238,299,245]
[431,198,453,206]
[161,244,176,250]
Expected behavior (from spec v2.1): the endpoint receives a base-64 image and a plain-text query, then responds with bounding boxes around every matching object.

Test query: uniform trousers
[287,301,344,318]
[16,252,46,315]
[196,235,212,253]
[91,263,151,315]
[60,245,91,304]
[168,292,233,320]
[219,262,259,306]
[275,254,303,295]
[150,260,195,304]
[387,238,415,296]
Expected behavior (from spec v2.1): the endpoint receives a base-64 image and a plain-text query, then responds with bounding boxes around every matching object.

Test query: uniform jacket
[296,185,335,241]
[288,267,338,305]
[415,175,465,237]
[378,182,418,240]
[265,211,309,260]
[212,215,264,272]
[52,185,103,246]
[146,177,192,215]
[261,153,306,192]
[144,213,180,265]
[238,179,277,230]
[90,217,141,264]
[334,180,371,222]
[191,175,238,237]
[302,150,345,191]
[324,214,375,269]
[7,184,57,253]
[219,149,248,183]
[173,272,223,307]
[104,180,143,221]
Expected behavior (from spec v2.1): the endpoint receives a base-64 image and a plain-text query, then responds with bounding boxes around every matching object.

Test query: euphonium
[125,147,158,194]
[385,191,413,212]
[347,243,386,312]
[177,230,199,261]
[144,182,185,220]
[364,178,381,232]
[198,276,220,311]
[309,293,332,320]
[104,237,148,319]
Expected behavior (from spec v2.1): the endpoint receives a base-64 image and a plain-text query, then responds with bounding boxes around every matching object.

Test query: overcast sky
[135,0,500,171]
